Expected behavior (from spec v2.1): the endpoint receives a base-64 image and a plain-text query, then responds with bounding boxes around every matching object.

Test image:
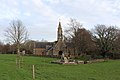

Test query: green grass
[0,54,120,80]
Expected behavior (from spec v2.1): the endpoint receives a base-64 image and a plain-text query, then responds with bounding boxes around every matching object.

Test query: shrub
[77,55,91,61]
[91,53,103,59]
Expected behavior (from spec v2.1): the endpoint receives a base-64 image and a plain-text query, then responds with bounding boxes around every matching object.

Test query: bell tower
[57,21,63,41]
[53,20,66,56]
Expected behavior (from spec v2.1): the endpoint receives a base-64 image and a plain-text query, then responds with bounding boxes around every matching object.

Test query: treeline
[0,18,120,59]
[0,40,35,54]
[65,18,120,59]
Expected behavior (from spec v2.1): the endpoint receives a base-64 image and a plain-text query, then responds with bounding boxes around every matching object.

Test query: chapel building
[33,21,75,57]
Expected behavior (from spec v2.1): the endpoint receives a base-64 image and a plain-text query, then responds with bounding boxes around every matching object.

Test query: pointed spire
[58,19,62,29]
[57,19,63,41]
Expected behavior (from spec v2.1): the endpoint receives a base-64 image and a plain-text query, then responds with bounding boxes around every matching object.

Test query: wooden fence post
[33,65,35,79]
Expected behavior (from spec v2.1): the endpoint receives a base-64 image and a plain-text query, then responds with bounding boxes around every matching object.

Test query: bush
[77,55,91,61]
[106,53,120,59]
[113,53,120,59]
[91,53,103,59]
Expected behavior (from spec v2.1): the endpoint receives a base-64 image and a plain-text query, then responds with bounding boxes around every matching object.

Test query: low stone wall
[51,59,106,65]
[91,59,105,63]
[51,60,77,65]
[77,59,105,64]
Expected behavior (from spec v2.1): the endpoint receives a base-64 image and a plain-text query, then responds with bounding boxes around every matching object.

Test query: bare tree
[65,18,95,57]
[5,19,28,67]
[65,18,82,56]
[93,24,120,58]
[65,18,82,38]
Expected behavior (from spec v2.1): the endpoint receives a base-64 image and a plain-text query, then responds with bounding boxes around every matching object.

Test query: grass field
[0,54,120,80]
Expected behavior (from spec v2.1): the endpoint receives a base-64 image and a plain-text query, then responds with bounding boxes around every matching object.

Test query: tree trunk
[16,43,21,68]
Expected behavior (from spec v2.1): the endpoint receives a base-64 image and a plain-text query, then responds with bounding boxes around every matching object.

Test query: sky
[0,0,120,42]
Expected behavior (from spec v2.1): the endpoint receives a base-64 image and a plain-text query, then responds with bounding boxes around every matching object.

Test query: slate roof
[35,42,54,48]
